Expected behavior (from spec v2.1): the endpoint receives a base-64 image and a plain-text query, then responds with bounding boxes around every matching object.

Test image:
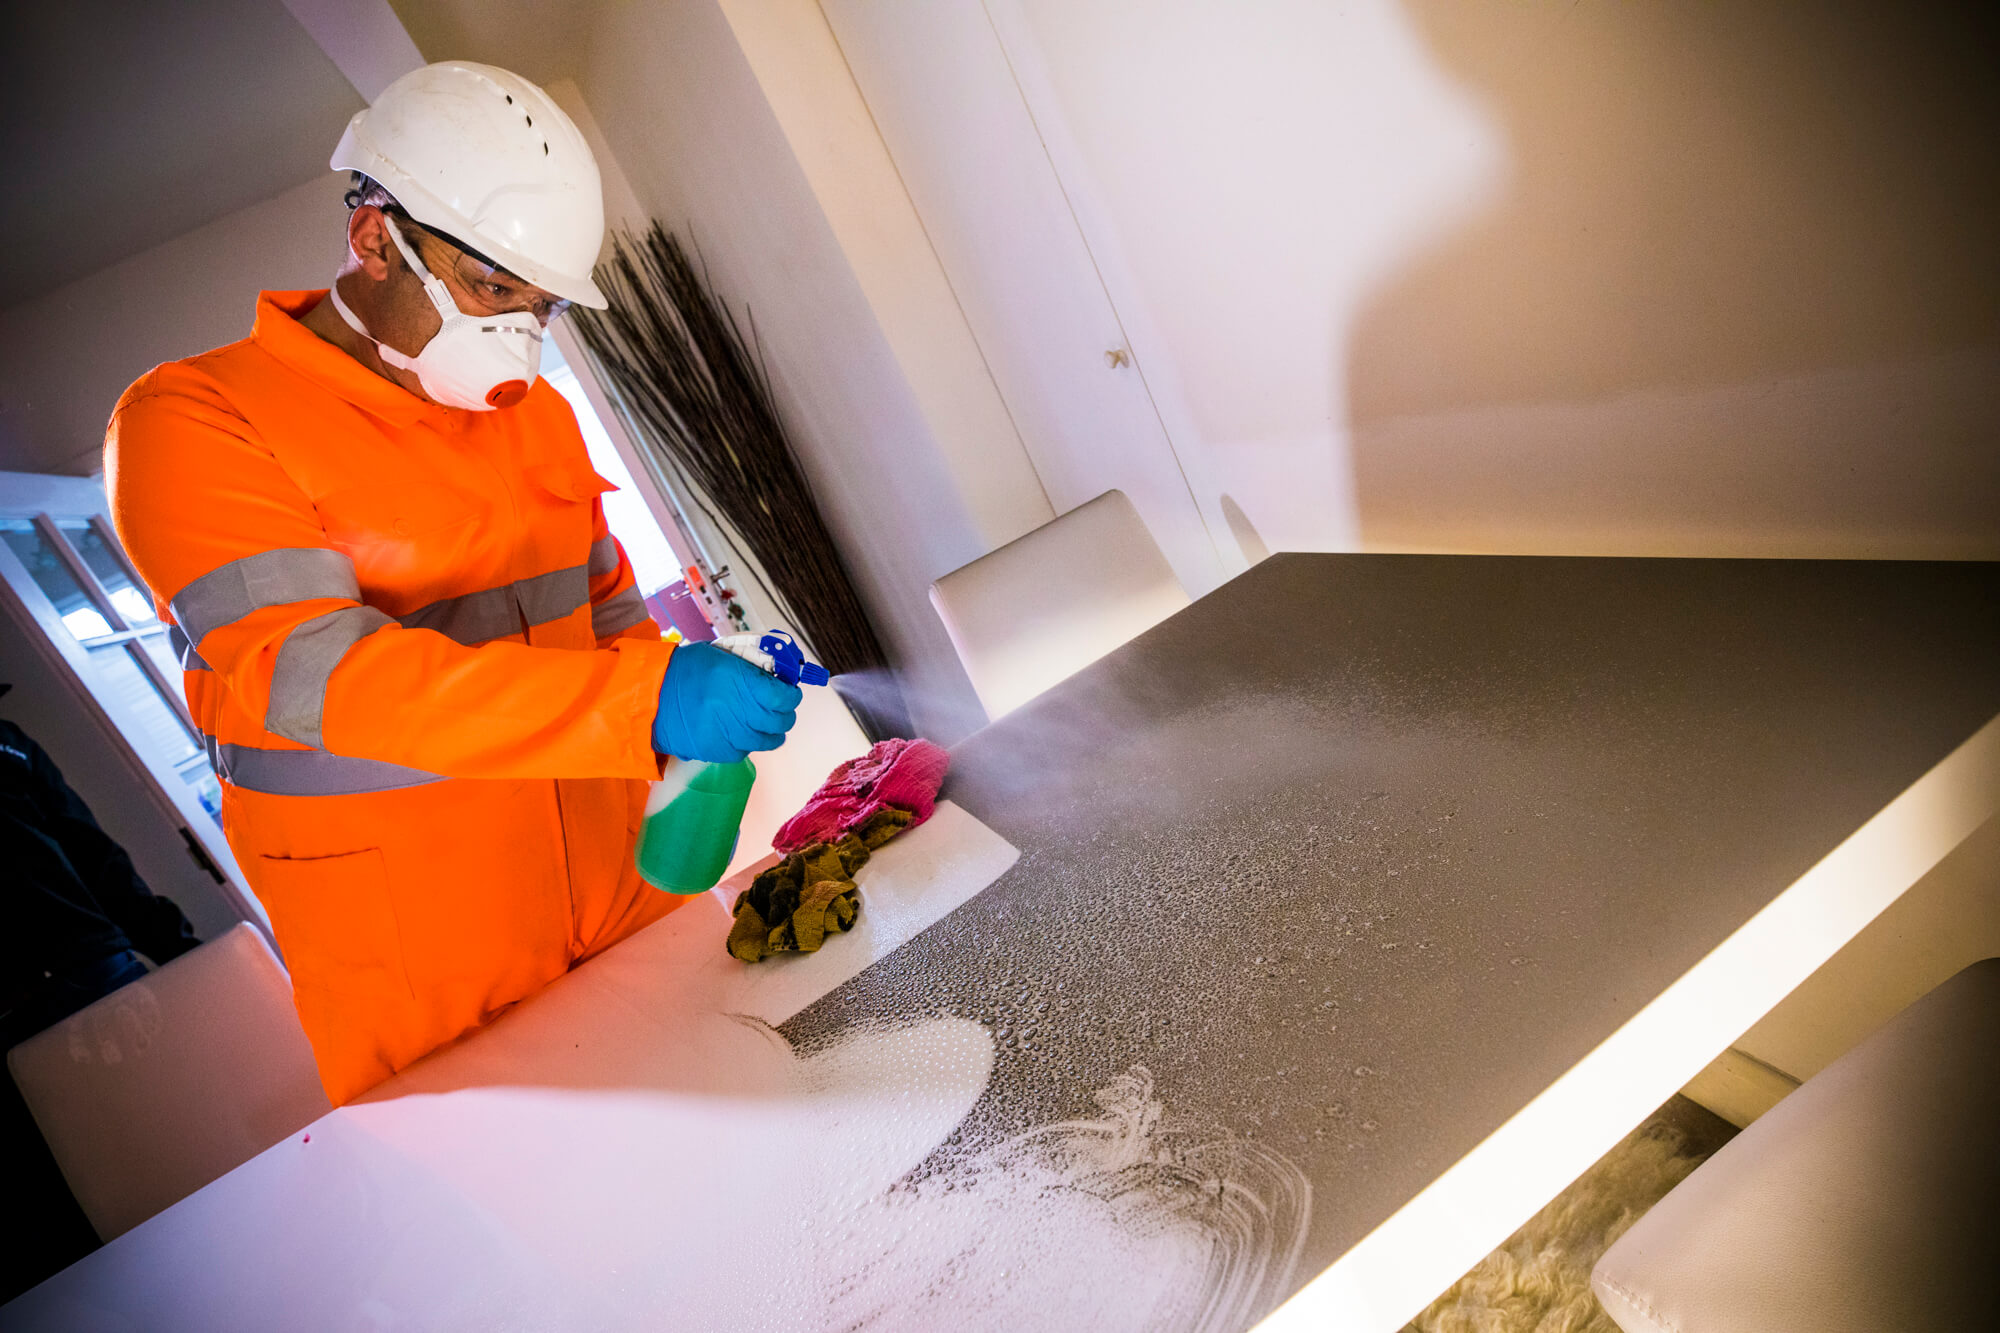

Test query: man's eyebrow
[401,212,519,282]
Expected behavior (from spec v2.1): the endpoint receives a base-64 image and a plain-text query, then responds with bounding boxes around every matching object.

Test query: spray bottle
[634,631,830,894]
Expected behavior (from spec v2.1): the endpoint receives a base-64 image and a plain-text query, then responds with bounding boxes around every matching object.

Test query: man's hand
[651,641,803,763]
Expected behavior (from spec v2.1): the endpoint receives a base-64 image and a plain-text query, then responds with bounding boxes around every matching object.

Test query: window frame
[0,470,266,939]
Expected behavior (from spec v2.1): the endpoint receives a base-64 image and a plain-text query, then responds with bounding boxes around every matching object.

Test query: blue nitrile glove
[651,641,803,762]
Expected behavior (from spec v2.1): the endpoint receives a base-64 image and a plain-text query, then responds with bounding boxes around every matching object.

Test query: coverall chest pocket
[525,461,618,550]
[525,461,617,506]
[255,848,414,1002]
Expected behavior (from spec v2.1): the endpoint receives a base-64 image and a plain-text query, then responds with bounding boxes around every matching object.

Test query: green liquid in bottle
[634,757,756,894]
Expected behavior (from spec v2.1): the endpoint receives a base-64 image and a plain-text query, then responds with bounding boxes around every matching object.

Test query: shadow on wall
[1347,0,2000,558]
[1219,495,1270,566]
[1006,0,1506,560]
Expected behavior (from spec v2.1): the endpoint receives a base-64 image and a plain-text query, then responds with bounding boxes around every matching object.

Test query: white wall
[1345,0,2000,556]
[1358,347,2000,558]
[0,173,351,476]
[716,0,1055,555]
[564,0,1046,742]
[846,1,1996,561]
[996,0,1505,559]
[819,0,1232,597]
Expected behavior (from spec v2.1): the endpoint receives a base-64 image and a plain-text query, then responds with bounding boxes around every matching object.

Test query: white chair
[1591,958,1999,1333]
[7,922,331,1241]
[929,489,1191,722]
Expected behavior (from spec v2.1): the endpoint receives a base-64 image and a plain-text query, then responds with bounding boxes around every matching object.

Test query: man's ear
[346,206,399,282]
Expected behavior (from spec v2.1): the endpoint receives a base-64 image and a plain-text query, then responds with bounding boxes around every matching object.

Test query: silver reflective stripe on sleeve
[210,743,447,797]
[396,564,589,646]
[592,583,650,639]
[169,547,360,645]
[396,584,519,645]
[168,622,210,672]
[587,534,621,579]
[266,606,394,747]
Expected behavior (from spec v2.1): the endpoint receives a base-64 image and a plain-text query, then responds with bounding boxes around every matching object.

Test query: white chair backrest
[929,489,1191,722]
[6,922,331,1241]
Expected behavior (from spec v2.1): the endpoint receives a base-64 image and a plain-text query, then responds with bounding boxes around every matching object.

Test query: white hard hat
[331,62,608,308]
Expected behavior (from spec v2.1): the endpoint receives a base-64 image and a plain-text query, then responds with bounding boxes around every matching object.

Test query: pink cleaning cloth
[772,738,951,855]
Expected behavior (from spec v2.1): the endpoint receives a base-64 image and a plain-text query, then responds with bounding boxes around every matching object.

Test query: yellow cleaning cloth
[727,808,913,963]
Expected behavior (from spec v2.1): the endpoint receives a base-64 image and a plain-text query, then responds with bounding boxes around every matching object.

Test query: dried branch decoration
[574,223,907,737]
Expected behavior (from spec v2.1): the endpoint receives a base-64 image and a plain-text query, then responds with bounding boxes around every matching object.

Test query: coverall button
[393,517,412,536]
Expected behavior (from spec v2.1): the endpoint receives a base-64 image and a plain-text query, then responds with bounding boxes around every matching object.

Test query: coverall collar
[252,290,449,428]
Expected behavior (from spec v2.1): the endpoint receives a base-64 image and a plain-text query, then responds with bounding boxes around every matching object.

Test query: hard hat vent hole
[525,115,533,126]
[505,95,513,104]
[543,143,549,155]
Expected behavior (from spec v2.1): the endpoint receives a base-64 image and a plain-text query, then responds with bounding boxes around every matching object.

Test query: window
[542,339,686,600]
[0,471,257,933]
[0,515,221,822]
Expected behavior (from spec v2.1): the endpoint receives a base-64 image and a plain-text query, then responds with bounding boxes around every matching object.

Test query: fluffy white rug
[1406,1116,1711,1333]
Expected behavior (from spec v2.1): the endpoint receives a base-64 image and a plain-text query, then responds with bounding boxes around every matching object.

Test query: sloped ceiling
[385,0,594,87]
[0,0,364,308]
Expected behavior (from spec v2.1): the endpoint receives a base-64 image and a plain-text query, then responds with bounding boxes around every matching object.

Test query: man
[105,62,799,1106]
[2,699,201,1297]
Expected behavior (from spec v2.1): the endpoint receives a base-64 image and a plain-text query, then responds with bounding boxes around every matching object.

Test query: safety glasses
[391,210,573,326]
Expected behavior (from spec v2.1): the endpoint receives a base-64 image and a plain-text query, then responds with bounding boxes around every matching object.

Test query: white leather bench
[7,923,331,1241]
[1592,957,2000,1333]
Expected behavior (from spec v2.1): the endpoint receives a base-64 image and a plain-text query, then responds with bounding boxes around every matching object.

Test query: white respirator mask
[328,215,543,411]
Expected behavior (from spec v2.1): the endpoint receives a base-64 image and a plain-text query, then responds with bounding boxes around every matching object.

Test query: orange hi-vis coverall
[106,290,684,1105]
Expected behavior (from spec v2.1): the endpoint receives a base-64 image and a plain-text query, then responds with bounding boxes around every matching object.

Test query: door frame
[0,470,266,938]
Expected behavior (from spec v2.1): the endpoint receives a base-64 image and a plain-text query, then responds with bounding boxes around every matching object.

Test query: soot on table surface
[784,689,1570,1329]
[781,555,2000,1330]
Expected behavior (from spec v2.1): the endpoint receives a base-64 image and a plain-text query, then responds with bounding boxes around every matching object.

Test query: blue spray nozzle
[759,631,830,687]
